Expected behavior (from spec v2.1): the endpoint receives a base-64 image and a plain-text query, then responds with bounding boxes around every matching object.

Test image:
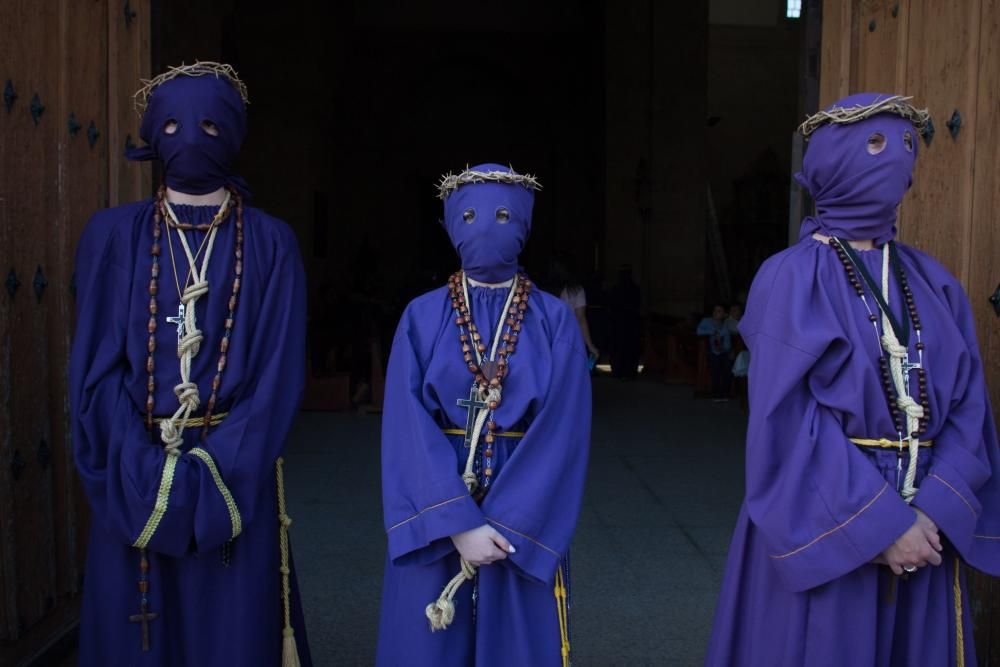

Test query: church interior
[152,0,807,411]
[3,0,1000,665]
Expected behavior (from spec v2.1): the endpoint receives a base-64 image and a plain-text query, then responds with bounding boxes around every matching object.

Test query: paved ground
[286,376,748,666]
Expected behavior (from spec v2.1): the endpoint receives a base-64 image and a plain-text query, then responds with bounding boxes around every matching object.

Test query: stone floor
[286,376,748,666]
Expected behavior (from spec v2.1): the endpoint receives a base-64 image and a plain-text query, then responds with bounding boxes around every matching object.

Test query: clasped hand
[872,508,943,575]
[451,525,516,566]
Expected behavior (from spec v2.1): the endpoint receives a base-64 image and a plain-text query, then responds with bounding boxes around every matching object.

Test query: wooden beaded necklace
[133,186,244,649]
[146,184,244,439]
[831,238,930,499]
[447,270,532,494]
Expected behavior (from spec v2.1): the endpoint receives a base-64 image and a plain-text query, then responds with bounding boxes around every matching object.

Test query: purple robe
[377,283,591,666]
[70,200,312,666]
[706,237,1000,666]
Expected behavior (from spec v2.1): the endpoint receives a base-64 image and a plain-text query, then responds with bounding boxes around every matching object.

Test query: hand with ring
[873,508,944,575]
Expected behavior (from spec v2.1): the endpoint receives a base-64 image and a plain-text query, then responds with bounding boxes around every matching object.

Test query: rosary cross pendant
[129,601,159,652]
[166,303,185,342]
[902,356,922,375]
[457,385,488,448]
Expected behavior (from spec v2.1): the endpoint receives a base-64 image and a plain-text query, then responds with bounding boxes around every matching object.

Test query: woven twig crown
[437,166,542,200]
[133,61,249,115]
[798,95,930,138]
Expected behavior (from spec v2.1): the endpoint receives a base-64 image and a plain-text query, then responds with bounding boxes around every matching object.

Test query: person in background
[609,264,641,379]
[697,304,732,401]
[724,303,743,335]
[552,254,600,366]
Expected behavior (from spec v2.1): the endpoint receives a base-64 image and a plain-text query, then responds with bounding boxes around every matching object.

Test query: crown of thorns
[437,166,542,200]
[798,95,930,138]
[133,61,249,115]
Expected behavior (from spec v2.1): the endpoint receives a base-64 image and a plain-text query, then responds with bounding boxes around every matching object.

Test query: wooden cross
[456,385,487,448]
[165,303,185,342]
[129,601,159,652]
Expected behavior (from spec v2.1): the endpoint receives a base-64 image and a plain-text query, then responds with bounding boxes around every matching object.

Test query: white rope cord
[879,244,924,502]
[426,274,517,631]
[158,192,231,455]
[462,273,518,366]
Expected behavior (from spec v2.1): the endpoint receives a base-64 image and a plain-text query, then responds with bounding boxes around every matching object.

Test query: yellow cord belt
[153,411,229,429]
[850,437,933,449]
[441,428,526,438]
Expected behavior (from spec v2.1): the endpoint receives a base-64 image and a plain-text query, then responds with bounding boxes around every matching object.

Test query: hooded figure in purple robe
[706,94,1000,666]
[376,164,591,666]
[70,63,311,666]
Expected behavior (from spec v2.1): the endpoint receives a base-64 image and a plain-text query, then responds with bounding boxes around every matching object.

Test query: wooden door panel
[898,0,982,283]
[969,0,1000,451]
[819,0,856,106]
[967,5,1000,659]
[3,0,60,638]
[0,0,148,659]
[0,127,14,644]
[108,0,152,206]
[855,0,907,94]
[51,0,109,603]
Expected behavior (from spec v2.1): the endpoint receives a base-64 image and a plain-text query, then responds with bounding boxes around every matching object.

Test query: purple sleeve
[912,281,995,560]
[480,312,592,585]
[380,307,486,566]
[189,224,307,551]
[743,331,915,592]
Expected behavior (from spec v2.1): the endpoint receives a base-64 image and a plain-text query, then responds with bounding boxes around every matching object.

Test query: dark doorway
[150,1,805,393]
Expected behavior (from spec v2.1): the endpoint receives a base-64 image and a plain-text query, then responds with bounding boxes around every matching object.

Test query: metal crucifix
[165,303,185,342]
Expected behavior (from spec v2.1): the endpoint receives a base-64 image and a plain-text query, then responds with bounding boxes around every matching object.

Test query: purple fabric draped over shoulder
[69,201,311,666]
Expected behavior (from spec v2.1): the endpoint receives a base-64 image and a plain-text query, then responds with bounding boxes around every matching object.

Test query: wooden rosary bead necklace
[147,185,244,439]
[449,270,532,486]
[831,238,930,500]
[831,238,929,438]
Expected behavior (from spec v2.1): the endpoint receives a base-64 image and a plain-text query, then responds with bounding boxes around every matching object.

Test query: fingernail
[508,545,516,553]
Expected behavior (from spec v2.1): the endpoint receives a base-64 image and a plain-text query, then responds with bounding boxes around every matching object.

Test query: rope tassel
[425,559,477,631]
[276,457,301,667]
[424,386,500,631]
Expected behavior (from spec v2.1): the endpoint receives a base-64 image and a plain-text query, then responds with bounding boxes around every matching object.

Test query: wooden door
[820,0,1000,662]
[0,2,150,664]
